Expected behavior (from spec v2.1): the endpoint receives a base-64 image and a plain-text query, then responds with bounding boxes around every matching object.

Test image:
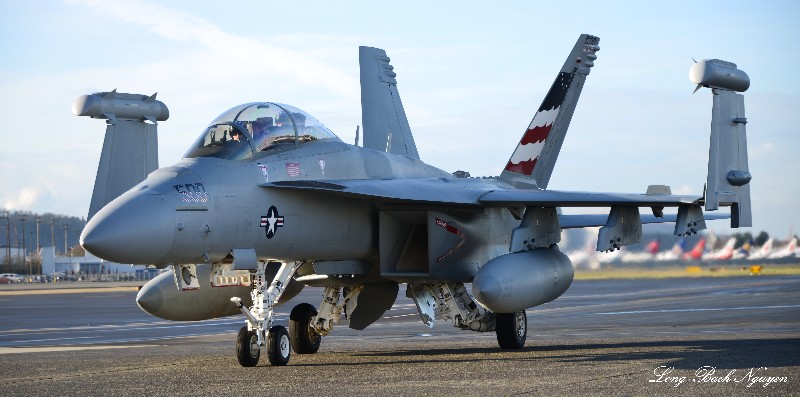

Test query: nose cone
[81,190,174,264]
[472,273,501,308]
[136,277,164,316]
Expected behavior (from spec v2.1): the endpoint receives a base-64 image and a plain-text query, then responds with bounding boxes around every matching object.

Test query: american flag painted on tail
[500,34,599,189]
[505,72,574,176]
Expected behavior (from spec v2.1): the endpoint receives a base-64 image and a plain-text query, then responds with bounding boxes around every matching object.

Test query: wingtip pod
[690,59,750,92]
[75,89,166,220]
[72,90,169,123]
[696,59,752,227]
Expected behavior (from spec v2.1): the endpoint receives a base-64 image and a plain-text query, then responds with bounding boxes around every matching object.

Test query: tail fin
[73,90,167,220]
[691,59,752,227]
[685,238,706,260]
[501,34,600,188]
[359,46,419,159]
[716,237,737,260]
[645,239,660,254]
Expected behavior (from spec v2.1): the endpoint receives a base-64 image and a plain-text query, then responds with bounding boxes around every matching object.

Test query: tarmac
[1,275,798,396]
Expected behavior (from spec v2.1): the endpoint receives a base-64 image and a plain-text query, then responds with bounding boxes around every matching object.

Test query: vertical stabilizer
[73,90,168,220]
[690,59,752,227]
[501,34,600,189]
[359,46,419,159]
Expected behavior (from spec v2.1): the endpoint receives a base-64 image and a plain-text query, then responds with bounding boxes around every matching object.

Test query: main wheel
[496,310,527,349]
[289,303,321,354]
[236,326,260,367]
[267,325,291,366]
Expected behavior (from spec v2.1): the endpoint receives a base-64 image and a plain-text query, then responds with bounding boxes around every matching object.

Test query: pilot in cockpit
[229,129,243,142]
[250,116,274,139]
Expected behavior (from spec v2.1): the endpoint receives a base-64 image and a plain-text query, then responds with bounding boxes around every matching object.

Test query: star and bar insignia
[260,205,284,239]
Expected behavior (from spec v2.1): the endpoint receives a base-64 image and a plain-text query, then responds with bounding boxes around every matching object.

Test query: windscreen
[184,102,339,160]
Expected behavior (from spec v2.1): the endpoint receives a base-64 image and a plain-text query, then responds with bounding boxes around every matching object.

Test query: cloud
[4,187,41,211]
[750,142,776,157]
[68,0,359,102]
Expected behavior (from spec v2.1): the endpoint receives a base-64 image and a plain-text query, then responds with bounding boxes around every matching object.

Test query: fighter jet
[78,34,753,366]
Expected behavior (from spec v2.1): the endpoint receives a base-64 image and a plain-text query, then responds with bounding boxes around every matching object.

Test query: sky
[0,0,798,238]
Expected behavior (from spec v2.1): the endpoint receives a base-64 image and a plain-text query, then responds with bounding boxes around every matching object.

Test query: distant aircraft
[78,34,752,366]
[703,237,737,260]
[684,238,707,261]
[614,238,661,263]
[737,238,754,258]
[767,237,798,260]
[748,238,774,260]
[645,239,661,255]
[653,238,688,261]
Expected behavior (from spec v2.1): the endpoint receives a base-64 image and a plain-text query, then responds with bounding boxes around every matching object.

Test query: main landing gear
[409,283,528,350]
[289,303,321,354]
[496,310,527,349]
[232,268,527,366]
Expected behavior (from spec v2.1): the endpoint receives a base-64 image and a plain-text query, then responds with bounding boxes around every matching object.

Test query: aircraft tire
[267,325,291,366]
[236,326,260,367]
[289,303,321,354]
[496,310,527,349]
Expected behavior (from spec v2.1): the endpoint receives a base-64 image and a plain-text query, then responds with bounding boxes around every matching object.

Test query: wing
[262,178,723,251]
[559,212,729,229]
[262,178,701,208]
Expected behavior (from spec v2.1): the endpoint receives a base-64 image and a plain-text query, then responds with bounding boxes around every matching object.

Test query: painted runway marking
[0,345,154,355]
[383,314,417,319]
[0,318,248,337]
[593,304,800,316]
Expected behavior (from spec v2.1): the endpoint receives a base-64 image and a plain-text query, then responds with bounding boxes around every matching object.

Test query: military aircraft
[78,34,753,366]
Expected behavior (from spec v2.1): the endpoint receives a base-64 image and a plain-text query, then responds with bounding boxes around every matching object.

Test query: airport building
[40,246,147,275]
[0,246,25,264]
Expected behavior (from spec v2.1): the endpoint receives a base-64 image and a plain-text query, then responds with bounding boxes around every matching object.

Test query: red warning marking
[435,218,459,235]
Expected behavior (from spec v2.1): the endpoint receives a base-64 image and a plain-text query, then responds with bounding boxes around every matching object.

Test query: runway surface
[1,276,798,396]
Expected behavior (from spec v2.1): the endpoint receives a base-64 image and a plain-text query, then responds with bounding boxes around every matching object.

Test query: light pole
[35,216,41,274]
[50,219,55,254]
[2,211,9,270]
[20,214,27,278]
[35,216,40,253]
[63,223,68,256]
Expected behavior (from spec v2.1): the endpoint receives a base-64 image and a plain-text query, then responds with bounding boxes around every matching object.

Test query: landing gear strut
[232,261,302,366]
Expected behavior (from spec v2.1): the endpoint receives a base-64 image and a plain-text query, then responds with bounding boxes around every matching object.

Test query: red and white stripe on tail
[501,34,600,189]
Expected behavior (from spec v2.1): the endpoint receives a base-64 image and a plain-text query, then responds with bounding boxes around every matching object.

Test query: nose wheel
[232,261,302,367]
[236,326,260,367]
[235,325,291,367]
[266,325,291,366]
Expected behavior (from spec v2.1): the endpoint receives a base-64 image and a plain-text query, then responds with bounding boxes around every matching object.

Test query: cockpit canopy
[184,102,340,160]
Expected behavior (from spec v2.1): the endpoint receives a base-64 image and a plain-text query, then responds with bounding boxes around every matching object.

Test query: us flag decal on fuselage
[505,72,574,176]
[285,162,301,177]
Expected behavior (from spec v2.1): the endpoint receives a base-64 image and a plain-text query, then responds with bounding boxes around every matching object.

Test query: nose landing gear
[232,261,302,367]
